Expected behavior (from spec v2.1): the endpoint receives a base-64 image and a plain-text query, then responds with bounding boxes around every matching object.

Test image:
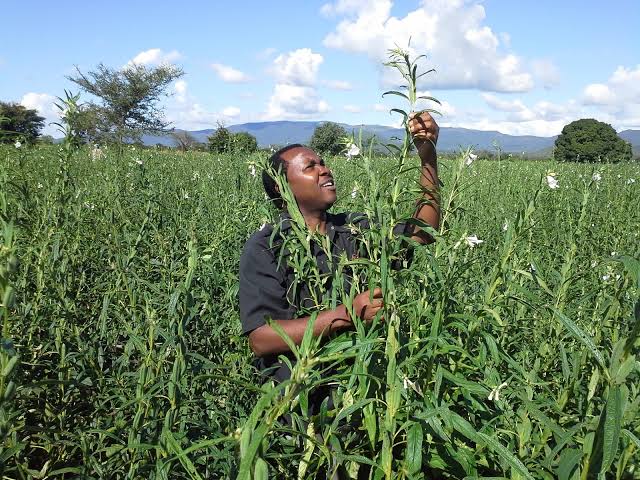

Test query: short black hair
[262,143,305,210]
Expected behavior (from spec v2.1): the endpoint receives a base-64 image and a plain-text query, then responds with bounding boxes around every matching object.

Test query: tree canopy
[554,118,632,163]
[309,122,347,156]
[67,62,184,144]
[207,125,258,154]
[0,102,45,143]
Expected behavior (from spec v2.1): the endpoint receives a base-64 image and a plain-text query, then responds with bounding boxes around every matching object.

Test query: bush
[310,122,347,155]
[554,118,632,163]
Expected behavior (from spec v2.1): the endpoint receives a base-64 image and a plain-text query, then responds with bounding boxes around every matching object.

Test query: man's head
[263,145,336,213]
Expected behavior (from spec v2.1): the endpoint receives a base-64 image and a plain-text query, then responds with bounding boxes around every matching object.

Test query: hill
[141,122,640,156]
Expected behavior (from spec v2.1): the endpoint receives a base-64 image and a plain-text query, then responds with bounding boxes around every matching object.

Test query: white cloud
[126,48,181,68]
[20,92,60,136]
[174,80,188,103]
[271,48,323,86]
[165,82,245,129]
[582,64,640,128]
[211,63,251,83]
[482,93,577,126]
[322,0,543,93]
[531,59,560,89]
[324,79,353,90]
[373,103,388,112]
[222,106,241,117]
[583,66,639,106]
[264,84,329,120]
[482,93,527,112]
[264,48,329,120]
[320,0,374,17]
[344,104,361,113]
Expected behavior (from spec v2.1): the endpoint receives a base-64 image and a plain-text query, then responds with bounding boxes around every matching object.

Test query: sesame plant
[0,52,637,479]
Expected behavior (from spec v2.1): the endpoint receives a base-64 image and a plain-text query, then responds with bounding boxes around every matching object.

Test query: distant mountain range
[141,121,640,157]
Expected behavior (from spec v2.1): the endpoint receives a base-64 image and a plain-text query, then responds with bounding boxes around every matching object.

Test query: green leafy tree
[554,118,632,163]
[67,62,184,144]
[0,102,45,143]
[207,123,232,153]
[309,121,347,155]
[232,131,258,153]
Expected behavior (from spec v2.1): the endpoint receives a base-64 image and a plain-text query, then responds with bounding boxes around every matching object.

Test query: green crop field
[1,137,639,479]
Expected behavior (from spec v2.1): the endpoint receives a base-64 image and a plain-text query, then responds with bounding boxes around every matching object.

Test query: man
[239,112,439,384]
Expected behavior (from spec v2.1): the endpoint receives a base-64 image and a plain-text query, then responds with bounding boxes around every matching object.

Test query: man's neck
[300,210,327,235]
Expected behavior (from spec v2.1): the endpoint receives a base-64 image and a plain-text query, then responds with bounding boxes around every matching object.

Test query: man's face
[281,147,336,213]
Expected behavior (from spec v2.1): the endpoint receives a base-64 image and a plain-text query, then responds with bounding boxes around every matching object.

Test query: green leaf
[556,448,581,480]
[254,457,269,480]
[382,90,410,101]
[477,432,535,480]
[405,422,423,475]
[622,429,640,449]
[599,384,626,476]
[551,308,607,371]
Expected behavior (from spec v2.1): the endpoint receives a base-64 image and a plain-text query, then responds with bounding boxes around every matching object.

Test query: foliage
[555,118,633,163]
[0,102,45,143]
[208,124,232,153]
[233,131,258,154]
[310,121,348,155]
[208,125,258,154]
[0,49,638,479]
[67,62,184,144]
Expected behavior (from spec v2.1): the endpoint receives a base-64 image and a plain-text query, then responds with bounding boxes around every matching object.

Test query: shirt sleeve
[239,235,294,335]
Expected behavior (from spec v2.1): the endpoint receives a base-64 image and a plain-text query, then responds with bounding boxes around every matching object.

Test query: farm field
[1,143,639,479]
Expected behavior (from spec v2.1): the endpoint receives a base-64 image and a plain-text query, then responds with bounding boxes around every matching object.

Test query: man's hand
[408,112,439,162]
[352,288,384,323]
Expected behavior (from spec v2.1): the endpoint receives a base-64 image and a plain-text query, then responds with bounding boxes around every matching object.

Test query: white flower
[592,173,602,182]
[183,192,190,200]
[545,174,559,189]
[345,143,360,159]
[351,184,359,199]
[37,183,43,189]
[627,178,636,184]
[249,165,256,177]
[464,151,477,166]
[14,140,21,149]
[502,221,508,232]
[488,382,508,402]
[465,235,484,248]
[602,274,610,281]
[402,375,423,396]
[259,223,267,231]
[135,159,143,165]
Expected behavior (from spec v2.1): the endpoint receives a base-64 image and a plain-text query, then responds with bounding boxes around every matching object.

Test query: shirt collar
[276,211,349,239]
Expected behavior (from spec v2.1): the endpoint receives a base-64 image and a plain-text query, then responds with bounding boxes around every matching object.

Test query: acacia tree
[171,130,197,151]
[554,118,632,163]
[67,62,184,144]
[310,121,347,155]
[0,102,45,143]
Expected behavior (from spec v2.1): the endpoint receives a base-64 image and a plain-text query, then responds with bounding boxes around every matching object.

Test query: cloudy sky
[3,0,639,137]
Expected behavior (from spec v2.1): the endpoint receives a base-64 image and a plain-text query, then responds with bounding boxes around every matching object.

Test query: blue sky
[3,0,639,137]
